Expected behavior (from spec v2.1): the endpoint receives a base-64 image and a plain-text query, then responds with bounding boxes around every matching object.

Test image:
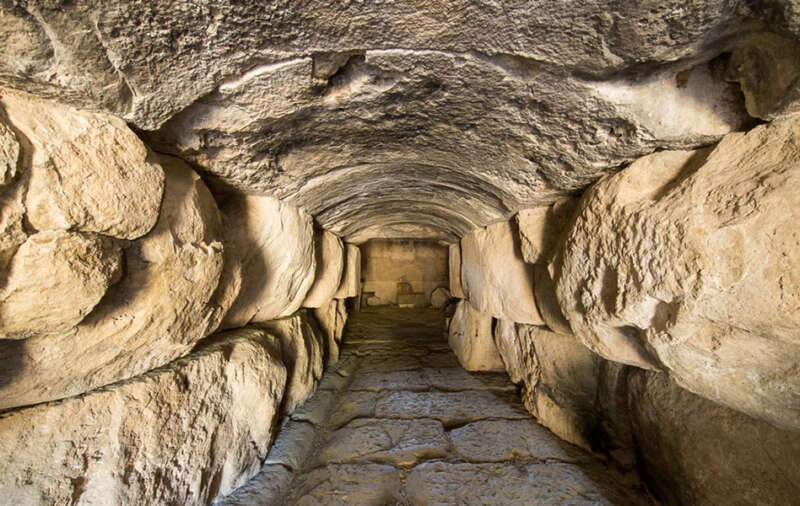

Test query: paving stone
[449,419,588,463]
[406,462,648,505]
[374,390,529,426]
[288,464,404,505]
[214,464,293,506]
[328,391,378,427]
[315,418,449,467]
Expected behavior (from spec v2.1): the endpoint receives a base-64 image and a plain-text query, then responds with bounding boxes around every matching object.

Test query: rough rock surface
[0,117,26,271]
[0,92,164,240]
[628,370,800,506]
[448,300,505,372]
[312,298,349,367]
[0,328,287,506]
[302,230,345,308]
[0,157,224,409]
[224,308,649,505]
[4,2,786,242]
[258,310,324,414]
[219,195,315,328]
[555,116,800,430]
[429,287,451,309]
[334,244,361,299]
[448,243,465,299]
[461,220,543,324]
[516,197,578,265]
[0,231,122,338]
[494,322,600,450]
[0,117,18,185]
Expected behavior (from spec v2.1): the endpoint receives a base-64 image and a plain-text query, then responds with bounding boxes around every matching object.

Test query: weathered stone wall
[361,240,448,306]
[445,113,800,505]
[0,91,358,504]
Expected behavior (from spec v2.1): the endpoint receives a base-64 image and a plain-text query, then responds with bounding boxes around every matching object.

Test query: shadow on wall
[360,239,448,307]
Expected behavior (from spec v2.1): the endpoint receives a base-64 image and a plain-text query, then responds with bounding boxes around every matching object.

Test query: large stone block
[334,244,361,299]
[493,322,600,450]
[0,157,224,409]
[0,231,122,338]
[220,195,316,328]
[0,328,287,505]
[448,300,504,372]
[313,298,349,367]
[448,243,465,299]
[0,92,164,240]
[555,116,800,430]
[515,197,578,265]
[461,220,543,324]
[258,310,325,414]
[628,370,800,506]
[303,230,345,308]
[0,118,19,186]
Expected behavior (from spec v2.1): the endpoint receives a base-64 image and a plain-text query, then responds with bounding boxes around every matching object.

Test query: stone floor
[218,308,652,505]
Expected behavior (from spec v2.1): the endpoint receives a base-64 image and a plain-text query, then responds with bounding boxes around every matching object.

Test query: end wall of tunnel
[0,1,799,505]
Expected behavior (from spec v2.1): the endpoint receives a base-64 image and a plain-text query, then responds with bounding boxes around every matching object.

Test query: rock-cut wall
[0,90,360,505]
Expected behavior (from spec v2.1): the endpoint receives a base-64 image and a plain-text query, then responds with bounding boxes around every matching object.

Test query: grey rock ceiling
[2,0,799,241]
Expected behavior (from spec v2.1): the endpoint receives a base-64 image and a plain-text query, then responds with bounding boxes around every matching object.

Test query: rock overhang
[2,1,798,242]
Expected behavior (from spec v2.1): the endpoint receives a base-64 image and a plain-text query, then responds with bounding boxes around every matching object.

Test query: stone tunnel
[0,1,799,504]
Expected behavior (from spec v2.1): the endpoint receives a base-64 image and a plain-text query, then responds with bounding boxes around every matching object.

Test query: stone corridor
[219,308,650,505]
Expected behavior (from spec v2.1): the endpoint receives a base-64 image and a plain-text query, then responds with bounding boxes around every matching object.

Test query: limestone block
[461,220,543,324]
[0,175,26,273]
[429,287,451,309]
[0,92,164,240]
[726,32,800,120]
[628,370,800,506]
[220,195,316,328]
[397,292,426,308]
[259,310,325,414]
[0,118,19,185]
[0,328,287,506]
[533,264,573,335]
[313,298,348,366]
[335,298,348,342]
[0,231,122,338]
[516,197,579,264]
[494,322,600,450]
[334,244,361,299]
[0,157,224,409]
[555,116,800,430]
[448,243,465,299]
[302,230,345,308]
[448,300,505,372]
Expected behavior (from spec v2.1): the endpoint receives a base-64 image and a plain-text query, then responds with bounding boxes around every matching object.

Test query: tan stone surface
[448,299,505,372]
[0,158,224,409]
[494,322,600,450]
[259,310,325,414]
[0,117,19,185]
[302,230,344,308]
[0,329,287,506]
[220,195,316,328]
[629,370,800,506]
[0,231,122,338]
[448,243,465,299]
[430,287,451,309]
[461,220,543,324]
[406,462,640,505]
[555,116,800,430]
[334,244,361,299]
[0,92,164,240]
[312,298,344,366]
[361,240,448,304]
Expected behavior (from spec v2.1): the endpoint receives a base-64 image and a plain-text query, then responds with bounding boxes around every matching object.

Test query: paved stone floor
[219,308,651,505]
